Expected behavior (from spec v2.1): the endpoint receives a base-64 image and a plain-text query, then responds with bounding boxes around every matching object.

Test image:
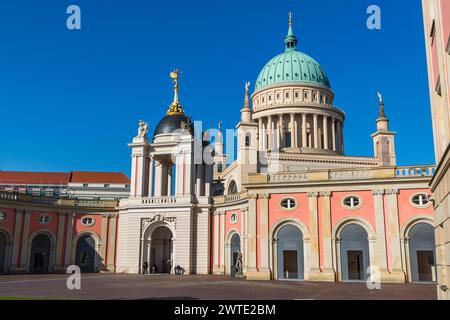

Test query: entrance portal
[408,223,435,282]
[30,234,51,274]
[276,224,304,280]
[340,224,370,281]
[76,235,96,272]
[230,233,240,278]
[150,226,173,274]
[347,250,364,280]
[0,233,6,274]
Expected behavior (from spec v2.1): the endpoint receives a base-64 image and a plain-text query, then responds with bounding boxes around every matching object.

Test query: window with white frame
[280,198,296,210]
[343,196,361,209]
[230,213,238,224]
[411,194,430,207]
[38,215,51,224]
[82,217,95,226]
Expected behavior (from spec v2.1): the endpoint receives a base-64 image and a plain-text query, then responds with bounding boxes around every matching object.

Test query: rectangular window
[284,132,292,148]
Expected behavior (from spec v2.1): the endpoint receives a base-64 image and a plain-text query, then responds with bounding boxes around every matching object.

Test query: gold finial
[167,68,185,115]
[288,12,293,26]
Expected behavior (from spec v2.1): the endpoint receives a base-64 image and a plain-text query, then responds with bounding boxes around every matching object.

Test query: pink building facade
[0,14,439,285]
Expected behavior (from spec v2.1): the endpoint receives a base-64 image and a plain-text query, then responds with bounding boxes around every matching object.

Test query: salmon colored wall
[330,191,376,232]
[210,212,215,269]
[397,189,433,233]
[268,193,309,233]
[29,211,58,237]
[225,209,241,239]
[441,0,450,45]
[74,213,103,238]
[0,208,16,236]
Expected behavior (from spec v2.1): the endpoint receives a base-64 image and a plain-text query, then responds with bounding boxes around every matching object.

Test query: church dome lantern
[153,69,193,138]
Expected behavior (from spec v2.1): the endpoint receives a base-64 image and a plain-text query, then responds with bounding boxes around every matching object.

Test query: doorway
[76,235,96,273]
[30,234,51,274]
[150,226,173,274]
[417,251,434,282]
[347,250,364,280]
[276,224,304,280]
[0,233,6,274]
[408,222,436,282]
[339,224,370,281]
[230,233,241,278]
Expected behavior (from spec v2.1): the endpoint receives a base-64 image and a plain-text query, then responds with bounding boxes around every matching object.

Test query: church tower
[371,93,397,166]
[237,82,259,185]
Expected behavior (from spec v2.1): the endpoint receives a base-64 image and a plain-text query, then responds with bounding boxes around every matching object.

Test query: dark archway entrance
[76,234,96,273]
[409,223,435,282]
[150,226,173,274]
[340,224,370,281]
[277,224,304,280]
[230,233,241,278]
[30,234,51,274]
[0,233,6,274]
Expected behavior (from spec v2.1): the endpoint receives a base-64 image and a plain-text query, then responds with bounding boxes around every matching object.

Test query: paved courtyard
[0,274,436,300]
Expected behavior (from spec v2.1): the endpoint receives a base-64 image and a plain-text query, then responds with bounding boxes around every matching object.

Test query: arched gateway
[142,224,174,274]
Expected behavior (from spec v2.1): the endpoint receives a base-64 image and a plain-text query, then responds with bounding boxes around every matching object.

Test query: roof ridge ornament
[167,68,185,115]
[377,91,387,119]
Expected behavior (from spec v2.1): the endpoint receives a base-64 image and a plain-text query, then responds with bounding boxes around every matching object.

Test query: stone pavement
[0,274,436,300]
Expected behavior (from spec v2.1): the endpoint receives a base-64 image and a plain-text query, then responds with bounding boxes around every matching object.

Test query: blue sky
[0,0,434,175]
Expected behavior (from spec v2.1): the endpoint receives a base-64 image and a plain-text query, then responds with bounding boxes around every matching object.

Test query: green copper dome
[254,18,330,92]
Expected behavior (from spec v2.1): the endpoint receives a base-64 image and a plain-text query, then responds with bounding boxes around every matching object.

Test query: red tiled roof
[69,171,130,184]
[0,171,71,185]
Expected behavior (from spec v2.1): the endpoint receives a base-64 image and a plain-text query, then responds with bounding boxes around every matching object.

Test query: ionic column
[107,214,118,271]
[167,164,172,196]
[259,194,270,275]
[268,115,273,150]
[320,192,334,279]
[99,214,109,270]
[308,192,320,275]
[340,121,344,153]
[386,189,404,277]
[302,113,307,148]
[258,118,263,150]
[373,190,388,271]
[64,213,75,266]
[323,115,329,150]
[195,164,201,196]
[10,209,24,270]
[219,211,225,272]
[332,118,336,151]
[278,114,283,149]
[313,114,318,148]
[19,210,32,269]
[54,212,66,270]
[213,212,220,272]
[247,194,257,273]
[148,156,154,197]
[175,154,183,196]
[336,121,342,153]
[262,120,267,150]
[154,160,162,197]
[290,113,295,148]
[293,114,298,148]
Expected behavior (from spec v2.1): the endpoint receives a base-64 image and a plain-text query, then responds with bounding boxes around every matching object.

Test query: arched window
[228,180,238,194]
[245,134,251,147]
[217,163,223,173]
